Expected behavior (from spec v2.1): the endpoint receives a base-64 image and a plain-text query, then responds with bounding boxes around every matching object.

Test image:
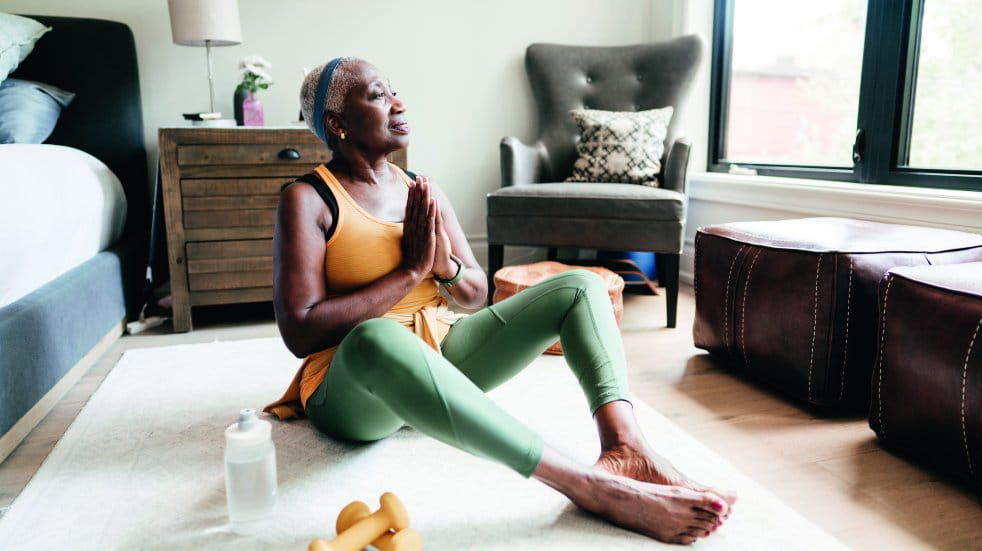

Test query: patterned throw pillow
[566,106,673,187]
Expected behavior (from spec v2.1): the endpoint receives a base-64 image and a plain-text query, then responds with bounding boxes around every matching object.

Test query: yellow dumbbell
[309,493,420,551]
[336,500,422,551]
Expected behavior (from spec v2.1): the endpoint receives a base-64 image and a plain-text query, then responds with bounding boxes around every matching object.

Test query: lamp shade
[167,0,242,46]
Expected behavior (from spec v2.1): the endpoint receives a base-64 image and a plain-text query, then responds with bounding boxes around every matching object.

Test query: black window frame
[709,0,982,192]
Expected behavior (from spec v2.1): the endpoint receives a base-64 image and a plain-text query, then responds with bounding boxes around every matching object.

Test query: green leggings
[305,269,630,477]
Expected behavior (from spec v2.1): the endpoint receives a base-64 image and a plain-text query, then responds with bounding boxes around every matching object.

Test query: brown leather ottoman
[693,217,982,410]
[870,262,982,488]
[493,261,624,355]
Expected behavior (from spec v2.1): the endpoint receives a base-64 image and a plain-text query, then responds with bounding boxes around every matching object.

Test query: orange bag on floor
[492,261,624,355]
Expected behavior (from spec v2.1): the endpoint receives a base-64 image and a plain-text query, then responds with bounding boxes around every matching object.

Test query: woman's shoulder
[284,172,334,200]
[281,174,322,200]
[279,176,331,216]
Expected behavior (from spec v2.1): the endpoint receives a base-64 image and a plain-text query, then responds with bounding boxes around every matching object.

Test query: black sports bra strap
[283,172,339,241]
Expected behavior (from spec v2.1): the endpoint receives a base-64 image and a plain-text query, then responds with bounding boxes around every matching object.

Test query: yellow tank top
[264,163,466,420]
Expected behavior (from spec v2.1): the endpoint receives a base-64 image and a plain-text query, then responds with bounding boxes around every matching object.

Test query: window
[710,0,982,191]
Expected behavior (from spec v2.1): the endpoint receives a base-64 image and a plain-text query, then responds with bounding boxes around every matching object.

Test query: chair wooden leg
[488,243,504,305]
[655,253,667,287]
[658,253,680,328]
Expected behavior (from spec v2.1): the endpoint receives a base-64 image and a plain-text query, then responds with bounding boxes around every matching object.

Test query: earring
[340,131,346,140]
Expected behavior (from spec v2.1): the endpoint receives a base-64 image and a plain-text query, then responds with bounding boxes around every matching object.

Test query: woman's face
[334,61,409,154]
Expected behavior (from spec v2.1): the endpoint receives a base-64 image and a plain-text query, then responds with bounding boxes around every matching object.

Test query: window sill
[688,172,982,233]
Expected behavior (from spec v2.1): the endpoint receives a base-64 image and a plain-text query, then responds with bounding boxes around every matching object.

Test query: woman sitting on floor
[264,56,737,544]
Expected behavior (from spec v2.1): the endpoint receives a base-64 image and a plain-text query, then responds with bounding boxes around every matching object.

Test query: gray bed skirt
[0,240,140,438]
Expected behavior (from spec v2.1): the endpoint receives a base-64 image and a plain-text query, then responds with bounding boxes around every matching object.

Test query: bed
[0,15,148,462]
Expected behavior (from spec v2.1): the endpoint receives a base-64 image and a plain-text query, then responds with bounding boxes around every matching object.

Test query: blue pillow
[0,13,51,82]
[0,78,74,144]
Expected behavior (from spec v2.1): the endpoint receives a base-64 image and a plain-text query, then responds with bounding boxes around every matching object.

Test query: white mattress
[0,144,128,308]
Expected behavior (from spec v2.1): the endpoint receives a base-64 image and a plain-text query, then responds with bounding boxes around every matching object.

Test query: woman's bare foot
[595,442,739,509]
[592,401,738,510]
[575,469,729,544]
[533,444,729,544]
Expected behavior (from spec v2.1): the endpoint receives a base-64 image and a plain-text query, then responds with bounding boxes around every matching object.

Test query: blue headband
[312,57,347,143]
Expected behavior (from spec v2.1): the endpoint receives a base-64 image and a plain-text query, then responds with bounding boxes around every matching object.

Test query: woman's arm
[428,180,489,310]
[272,182,436,358]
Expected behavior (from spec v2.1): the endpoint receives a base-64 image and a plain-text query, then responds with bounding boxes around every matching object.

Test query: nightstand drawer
[181,178,286,197]
[183,208,276,229]
[189,287,274,307]
[181,178,280,237]
[177,143,330,166]
[186,239,274,292]
[188,270,273,291]
[186,239,273,272]
[186,239,272,260]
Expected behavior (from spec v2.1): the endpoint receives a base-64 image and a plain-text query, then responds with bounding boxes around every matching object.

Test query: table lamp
[167,0,242,122]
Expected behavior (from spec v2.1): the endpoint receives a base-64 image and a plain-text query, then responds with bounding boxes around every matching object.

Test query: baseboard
[680,237,696,285]
[0,320,124,465]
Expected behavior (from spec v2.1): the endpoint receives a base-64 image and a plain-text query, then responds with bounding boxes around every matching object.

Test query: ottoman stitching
[876,276,895,440]
[724,245,746,359]
[839,258,854,402]
[808,254,824,403]
[961,317,981,477]
[741,249,763,373]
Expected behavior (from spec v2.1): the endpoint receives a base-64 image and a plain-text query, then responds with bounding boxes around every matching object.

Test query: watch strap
[435,256,464,287]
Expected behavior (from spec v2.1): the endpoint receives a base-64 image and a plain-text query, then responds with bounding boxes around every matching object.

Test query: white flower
[240,66,273,83]
[239,55,271,70]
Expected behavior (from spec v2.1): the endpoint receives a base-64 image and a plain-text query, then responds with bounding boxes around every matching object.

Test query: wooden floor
[1,285,980,549]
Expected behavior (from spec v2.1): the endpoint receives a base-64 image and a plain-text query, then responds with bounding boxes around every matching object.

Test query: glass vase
[233,86,248,126]
[243,92,264,127]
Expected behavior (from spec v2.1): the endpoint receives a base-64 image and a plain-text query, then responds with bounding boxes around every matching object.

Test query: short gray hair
[299,58,362,148]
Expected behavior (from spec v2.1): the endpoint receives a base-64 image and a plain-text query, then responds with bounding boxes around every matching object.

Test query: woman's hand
[427,180,457,280]
[400,178,437,278]
[433,209,456,279]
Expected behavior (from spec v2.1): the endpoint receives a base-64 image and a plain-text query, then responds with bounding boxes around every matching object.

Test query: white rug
[0,338,847,550]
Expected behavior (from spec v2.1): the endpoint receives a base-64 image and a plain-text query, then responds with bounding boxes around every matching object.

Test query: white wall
[7,0,677,265]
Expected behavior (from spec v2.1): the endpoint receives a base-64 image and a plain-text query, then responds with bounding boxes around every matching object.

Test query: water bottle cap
[226,408,272,454]
[238,408,258,431]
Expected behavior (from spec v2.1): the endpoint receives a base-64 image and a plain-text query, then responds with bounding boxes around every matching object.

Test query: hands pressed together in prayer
[400,176,457,282]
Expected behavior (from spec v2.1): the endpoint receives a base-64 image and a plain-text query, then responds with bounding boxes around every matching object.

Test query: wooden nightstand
[158,127,407,332]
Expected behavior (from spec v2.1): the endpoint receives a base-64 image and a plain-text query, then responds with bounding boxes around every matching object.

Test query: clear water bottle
[224,408,277,535]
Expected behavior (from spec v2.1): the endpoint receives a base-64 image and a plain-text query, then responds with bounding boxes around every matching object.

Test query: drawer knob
[278,148,302,160]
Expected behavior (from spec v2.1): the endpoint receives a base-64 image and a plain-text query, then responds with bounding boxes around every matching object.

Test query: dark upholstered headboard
[11,15,149,242]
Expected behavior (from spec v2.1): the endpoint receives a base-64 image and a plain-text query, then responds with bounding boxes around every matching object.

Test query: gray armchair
[487,35,704,328]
